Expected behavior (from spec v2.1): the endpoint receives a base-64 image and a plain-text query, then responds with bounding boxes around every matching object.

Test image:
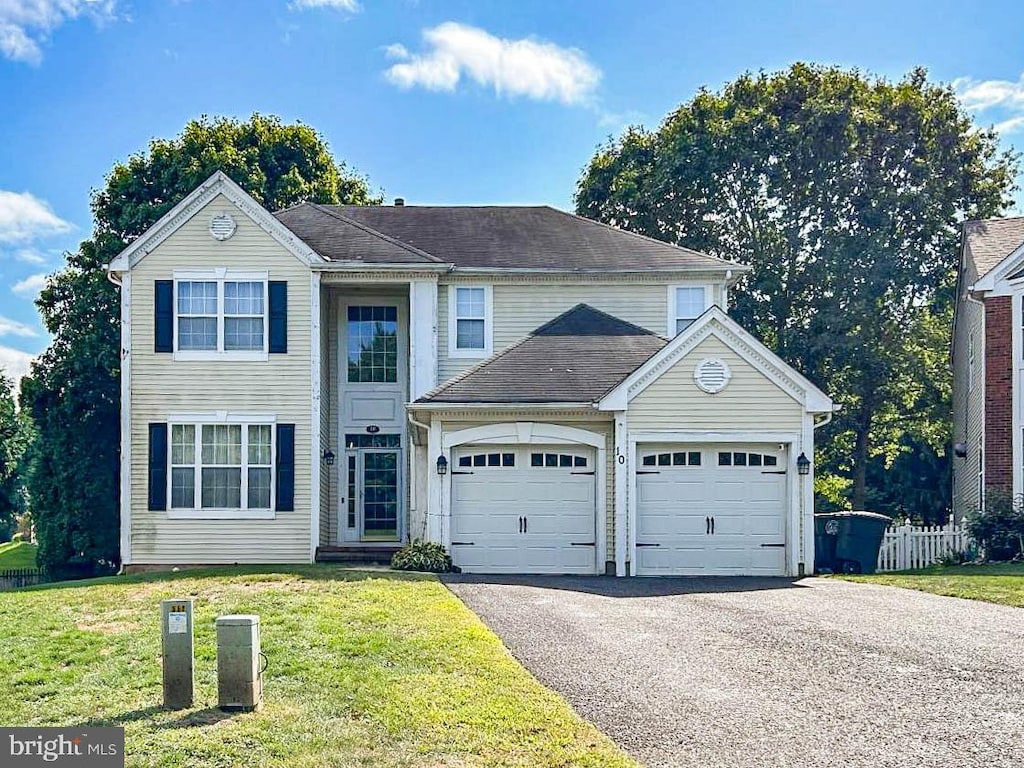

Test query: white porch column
[426,417,444,544]
[409,279,438,400]
[614,411,628,576]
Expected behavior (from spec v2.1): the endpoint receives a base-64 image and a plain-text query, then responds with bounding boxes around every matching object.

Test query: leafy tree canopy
[576,64,1019,516]
[24,114,376,573]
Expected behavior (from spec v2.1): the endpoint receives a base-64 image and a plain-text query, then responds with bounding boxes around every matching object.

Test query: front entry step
[316,545,403,565]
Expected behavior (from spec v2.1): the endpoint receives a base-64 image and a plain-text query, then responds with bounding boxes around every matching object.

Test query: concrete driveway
[443,575,1024,768]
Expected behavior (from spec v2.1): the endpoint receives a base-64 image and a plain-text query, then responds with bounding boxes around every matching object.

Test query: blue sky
[2,0,1024,380]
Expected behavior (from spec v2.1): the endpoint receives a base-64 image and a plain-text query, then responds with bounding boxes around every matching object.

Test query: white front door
[635,444,788,576]
[450,445,598,574]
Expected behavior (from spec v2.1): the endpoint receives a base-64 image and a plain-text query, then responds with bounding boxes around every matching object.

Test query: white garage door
[636,444,788,576]
[451,445,598,574]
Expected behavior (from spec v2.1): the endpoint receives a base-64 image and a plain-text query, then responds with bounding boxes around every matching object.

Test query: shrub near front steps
[391,541,453,573]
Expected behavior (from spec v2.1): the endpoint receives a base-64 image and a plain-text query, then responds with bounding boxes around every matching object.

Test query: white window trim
[447,284,493,358]
[173,269,270,361]
[166,417,276,520]
[667,284,712,336]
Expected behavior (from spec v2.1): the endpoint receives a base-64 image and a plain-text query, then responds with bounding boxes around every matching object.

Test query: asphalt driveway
[443,575,1024,768]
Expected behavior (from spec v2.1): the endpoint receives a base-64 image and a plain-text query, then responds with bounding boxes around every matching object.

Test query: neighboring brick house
[952,217,1024,516]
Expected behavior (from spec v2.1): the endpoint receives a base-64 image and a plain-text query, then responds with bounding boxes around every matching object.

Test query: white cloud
[384,22,601,106]
[954,72,1024,139]
[0,0,117,64]
[12,248,47,264]
[953,74,1024,112]
[290,0,360,11]
[0,315,37,338]
[0,345,34,387]
[0,190,71,243]
[994,115,1024,136]
[11,272,47,297]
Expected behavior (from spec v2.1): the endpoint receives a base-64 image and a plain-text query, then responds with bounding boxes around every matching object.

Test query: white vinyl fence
[876,522,970,572]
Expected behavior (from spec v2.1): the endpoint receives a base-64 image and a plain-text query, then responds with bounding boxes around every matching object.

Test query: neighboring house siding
[437,279,723,382]
[984,296,1013,499]
[437,414,616,566]
[628,336,804,432]
[319,288,332,546]
[952,292,985,516]
[129,194,312,563]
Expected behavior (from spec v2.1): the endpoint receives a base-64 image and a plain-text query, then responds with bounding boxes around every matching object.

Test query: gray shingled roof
[274,203,442,264]
[275,203,739,271]
[417,304,668,404]
[963,217,1024,283]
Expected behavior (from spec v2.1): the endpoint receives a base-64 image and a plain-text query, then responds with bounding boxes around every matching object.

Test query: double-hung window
[174,271,267,358]
[449,285,492,357]
[169,421,274,515]
[670,285,710,335]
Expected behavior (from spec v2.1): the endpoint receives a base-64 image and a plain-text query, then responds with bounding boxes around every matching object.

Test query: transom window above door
[347,306,398,383]
[449,285,493,357]
[671,285,709,334]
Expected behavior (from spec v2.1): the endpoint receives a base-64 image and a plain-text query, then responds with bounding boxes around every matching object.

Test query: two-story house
[107,171,834,577]
[952,216,1024,515]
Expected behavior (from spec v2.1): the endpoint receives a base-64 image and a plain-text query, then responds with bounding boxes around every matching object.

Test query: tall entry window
[347,306,398,383]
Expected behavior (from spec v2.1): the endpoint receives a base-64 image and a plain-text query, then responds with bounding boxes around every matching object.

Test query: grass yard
[839,562,1024,608]
[0,567,634,768]
[0,541,37,569]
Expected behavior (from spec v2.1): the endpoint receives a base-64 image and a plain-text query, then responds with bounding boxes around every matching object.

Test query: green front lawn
[839,562,1024,608]
[0,567,634,767]
[0,540,38,569]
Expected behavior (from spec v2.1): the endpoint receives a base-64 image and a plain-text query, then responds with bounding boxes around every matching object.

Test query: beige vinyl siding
[129,193,312,564]
[628,336,804,432]
[438,281,679,382]
[437,414,615,567]
[952,293,985,518]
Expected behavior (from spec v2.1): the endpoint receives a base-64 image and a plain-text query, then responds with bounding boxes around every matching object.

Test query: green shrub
[391,541,452,573]
[966,492,1024,561]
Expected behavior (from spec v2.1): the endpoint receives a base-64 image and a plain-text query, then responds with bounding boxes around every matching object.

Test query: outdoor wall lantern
[436,455,448,475]
[797,452,811,476]
[322,449,336,467]
[953,442,968,459]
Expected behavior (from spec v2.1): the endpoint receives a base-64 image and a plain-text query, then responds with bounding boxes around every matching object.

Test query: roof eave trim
[107,170,324,271]
[407,401,597,411]
[596,305,834,413]
[445,265,750,275]
[312,261,452,271]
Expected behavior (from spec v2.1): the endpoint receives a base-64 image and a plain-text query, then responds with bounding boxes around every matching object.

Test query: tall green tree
[576,65,1018,515]
[0,374,30,541]
[24,114,377,574]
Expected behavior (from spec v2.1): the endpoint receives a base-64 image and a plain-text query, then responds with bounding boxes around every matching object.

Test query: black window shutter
[155,280,174,353]
[148,423,168,510]
[269,281,287,353]
[276,424,295,511]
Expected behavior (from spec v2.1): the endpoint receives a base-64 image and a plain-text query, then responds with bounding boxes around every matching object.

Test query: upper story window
[171,271,268,359]
[449,285,493,357]
[670,285,710,335]
[347,305,398,383]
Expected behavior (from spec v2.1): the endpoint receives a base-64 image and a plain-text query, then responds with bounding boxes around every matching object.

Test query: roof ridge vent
[394,198,405,206]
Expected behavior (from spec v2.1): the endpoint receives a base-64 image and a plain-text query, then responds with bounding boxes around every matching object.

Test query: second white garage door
[635,444,788,576]
[450,445,598,574]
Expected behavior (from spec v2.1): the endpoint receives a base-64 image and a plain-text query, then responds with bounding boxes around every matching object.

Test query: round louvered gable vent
[209,213,237,241]
[694,358,731,394]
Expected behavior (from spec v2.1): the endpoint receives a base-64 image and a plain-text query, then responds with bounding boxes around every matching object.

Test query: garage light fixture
[797,452,811,476]
[322,449,335,467]
[436,455,448,475]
